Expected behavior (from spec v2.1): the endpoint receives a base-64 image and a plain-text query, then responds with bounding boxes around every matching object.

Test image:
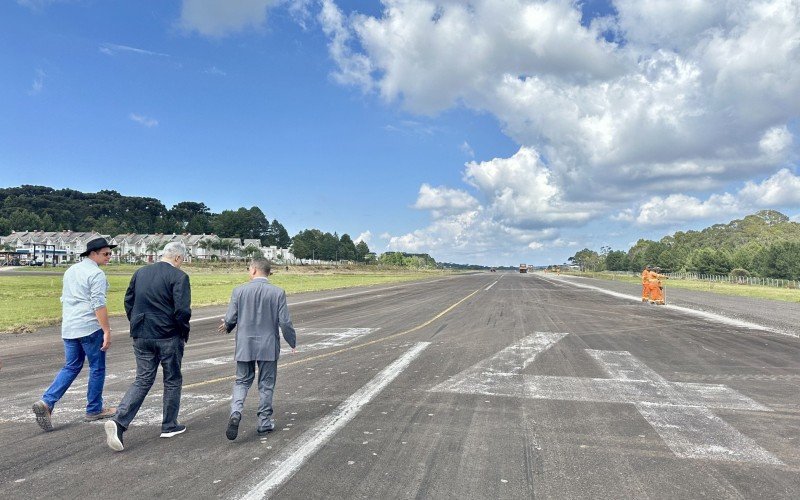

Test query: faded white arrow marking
[430,332,781,465]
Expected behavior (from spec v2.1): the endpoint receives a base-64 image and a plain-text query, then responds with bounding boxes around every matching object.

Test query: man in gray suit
[218,258,296,440]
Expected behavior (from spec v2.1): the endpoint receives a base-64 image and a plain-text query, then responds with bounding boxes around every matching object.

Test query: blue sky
[2,1,799,266]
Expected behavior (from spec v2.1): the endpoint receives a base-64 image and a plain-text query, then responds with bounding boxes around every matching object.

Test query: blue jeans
[114,336,184,432]
[42,329,106,414]
[230,360,277,427]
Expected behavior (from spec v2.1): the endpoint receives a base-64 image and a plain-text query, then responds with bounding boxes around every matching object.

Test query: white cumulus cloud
[412,184,479,218]
[464,147,601,228]
[759,126,793,160]
[739,168,800,206]
[354,231,372,244]
[631,169,800,226]
[323,0,800,206]
[386,207,558,262]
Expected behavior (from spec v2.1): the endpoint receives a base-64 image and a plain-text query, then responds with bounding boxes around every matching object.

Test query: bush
[729,268,750,278]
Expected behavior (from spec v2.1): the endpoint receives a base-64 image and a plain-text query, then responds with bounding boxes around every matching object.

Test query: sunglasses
[100,252,113,256]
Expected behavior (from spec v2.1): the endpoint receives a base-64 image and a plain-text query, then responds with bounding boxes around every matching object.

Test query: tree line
[0,185,374,261]
[0,185,292,247]
[290,229,371,262]
[567,210,800,280]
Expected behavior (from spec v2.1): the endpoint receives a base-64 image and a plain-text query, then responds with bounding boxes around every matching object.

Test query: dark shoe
[256,419,275,435]
[160,424,187,438]
[105,420,124,451]
[85,407,116,422]
[226,412,241,441]
[32,400,53,432]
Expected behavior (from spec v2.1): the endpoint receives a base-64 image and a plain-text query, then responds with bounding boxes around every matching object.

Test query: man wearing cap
[32,237,117,432]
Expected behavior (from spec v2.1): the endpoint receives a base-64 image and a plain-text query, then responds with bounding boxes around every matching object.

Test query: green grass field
[0,268,445,333]
[564,271,800,303]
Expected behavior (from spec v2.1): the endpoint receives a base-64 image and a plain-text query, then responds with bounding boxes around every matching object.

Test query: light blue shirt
[60,258,109,339]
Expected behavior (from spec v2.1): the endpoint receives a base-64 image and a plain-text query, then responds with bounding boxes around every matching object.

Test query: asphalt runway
[0,272,798,499]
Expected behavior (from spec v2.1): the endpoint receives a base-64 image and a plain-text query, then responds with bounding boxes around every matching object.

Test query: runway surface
[0,272,798,499]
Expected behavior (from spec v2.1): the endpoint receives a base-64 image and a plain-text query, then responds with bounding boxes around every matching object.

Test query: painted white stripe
[539,274,795,337]
[234,342,431,500]
[429,332,568,397]
[635,403,782,464]
[430,332,781,465]
[485,280,499,291]
[294,327,378,353]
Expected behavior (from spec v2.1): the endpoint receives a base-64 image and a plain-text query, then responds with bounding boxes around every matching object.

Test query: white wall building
[1,231,293,264]
[1,231,105,264]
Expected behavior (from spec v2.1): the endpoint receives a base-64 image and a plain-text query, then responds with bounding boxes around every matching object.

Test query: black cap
[80,237,117,257]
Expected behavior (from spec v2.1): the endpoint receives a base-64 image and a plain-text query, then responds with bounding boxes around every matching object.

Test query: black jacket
[124,262,192,341]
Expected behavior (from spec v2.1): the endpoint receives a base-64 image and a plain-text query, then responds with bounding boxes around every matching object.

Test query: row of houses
[0,231,294,264]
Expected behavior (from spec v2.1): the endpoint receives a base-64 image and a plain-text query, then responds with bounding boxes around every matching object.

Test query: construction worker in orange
[648,266,668,305]
[641,265,652,302]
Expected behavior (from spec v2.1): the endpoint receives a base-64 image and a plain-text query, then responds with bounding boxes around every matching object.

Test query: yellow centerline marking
[183,286,482,389]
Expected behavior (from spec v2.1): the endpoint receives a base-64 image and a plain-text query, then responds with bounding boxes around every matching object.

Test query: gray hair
[250,257,272,276]
[162,242,187,260]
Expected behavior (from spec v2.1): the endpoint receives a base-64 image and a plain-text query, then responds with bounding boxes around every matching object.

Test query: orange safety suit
[648,270,667,304]
[641,269,651,301]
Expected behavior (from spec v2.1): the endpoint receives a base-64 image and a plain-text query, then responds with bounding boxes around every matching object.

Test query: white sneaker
[160,424,187,438]
[105,420,124,451]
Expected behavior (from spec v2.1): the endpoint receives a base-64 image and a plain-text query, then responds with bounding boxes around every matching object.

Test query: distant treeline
[378,252,437,268]
[0,185,371,261]
[439,262,510,270]
[567,210,800,280]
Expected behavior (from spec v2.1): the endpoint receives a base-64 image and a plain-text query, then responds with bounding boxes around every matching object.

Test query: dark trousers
[115,336,184,432]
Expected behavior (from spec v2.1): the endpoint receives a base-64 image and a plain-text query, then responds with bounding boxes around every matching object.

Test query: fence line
[569,270,800,290]
[664,272,800,289]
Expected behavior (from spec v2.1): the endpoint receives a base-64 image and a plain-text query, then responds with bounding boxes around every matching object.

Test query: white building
[1,231,105,264]
[2,231,292,264]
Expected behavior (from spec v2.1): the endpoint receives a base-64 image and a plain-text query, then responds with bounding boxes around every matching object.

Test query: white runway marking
[233,342,431,500]
[430,332,781,465]
[485,280,499,291]
[540,274,796,337]
[294,327,378,353]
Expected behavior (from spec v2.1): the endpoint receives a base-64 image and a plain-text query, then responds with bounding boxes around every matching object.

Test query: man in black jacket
[105,242,191,451]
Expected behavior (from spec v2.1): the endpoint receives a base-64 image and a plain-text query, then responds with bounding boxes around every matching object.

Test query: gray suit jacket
[223,278,296,362]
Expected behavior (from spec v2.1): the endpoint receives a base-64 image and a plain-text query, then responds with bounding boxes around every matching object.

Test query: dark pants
[114,336,184,432]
